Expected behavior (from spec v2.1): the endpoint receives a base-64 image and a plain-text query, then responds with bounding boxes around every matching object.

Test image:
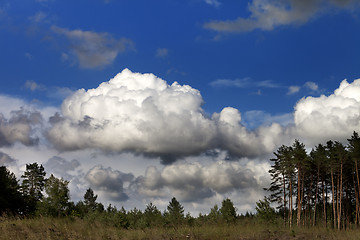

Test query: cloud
[24,80,46,91]
[288,85,301,95]
[213,107,288,158]
[204,0,221,7]
[137,159,267,202]
[85,165,134,201]
[45,69,360,164]
[0,151,16,166]
[243,110,294,129]
[29,11,47,23]
[51,26,134,69]
[44,156,80,179]
[0,108,42,147]
[294,78,360,144]
[47,69,217,163]
[204,0,360,33]
[156,48,169,58]
[304,81,319,91]
[210,78,279,88]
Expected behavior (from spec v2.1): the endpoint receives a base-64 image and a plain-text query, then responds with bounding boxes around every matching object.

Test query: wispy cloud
[304,81,319,92]
[156,48,169,58]
[287,81,319,95]
[287,85,301,95]
[24,80,46,92]
[204,0,360,33]
[210,78,279,88]
[204,0,221,7]
[28,11,48,23]
[51,26,134,69]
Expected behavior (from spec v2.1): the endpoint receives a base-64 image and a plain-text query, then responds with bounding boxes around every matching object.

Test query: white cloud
[47,69,217,163]
[204,0,360,33]
[294,78,360,144]
[213,107,288,158]
[304,81,319,91]
[51,26,134,69]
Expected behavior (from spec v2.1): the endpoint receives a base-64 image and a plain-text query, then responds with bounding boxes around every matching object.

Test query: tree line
[266,131,360,230]
[0,163,245,228]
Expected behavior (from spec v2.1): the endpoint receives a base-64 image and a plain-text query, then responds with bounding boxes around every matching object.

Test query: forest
[1,131,360,239]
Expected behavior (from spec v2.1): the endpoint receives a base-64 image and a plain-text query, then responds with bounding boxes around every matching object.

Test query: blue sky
[1,0,360,214]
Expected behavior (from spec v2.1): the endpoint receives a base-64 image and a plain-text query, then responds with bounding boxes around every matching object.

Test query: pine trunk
[297,166,301,227]
[331,168,336,229]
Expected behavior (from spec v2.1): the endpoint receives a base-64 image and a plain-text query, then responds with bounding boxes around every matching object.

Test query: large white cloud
[295,78,360,144]
[213,107,288,158]
[47,69,217,163]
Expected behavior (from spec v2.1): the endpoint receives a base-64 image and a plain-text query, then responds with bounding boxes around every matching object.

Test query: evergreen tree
[21,162,46,213]
[220,198,237,223]
[144,202,162,227]
[255,196,276,223]
[166,197,185,225]
[0,166,24,215]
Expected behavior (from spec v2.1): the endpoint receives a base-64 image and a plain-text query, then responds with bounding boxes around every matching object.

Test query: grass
[2,217,360,240]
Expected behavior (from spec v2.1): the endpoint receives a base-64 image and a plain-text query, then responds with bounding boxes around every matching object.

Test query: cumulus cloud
[51,26,134,69]
[44,156,80,179]
[137,159,268,202]
[46,69,360,163]
[213,107,288,158]
[47,69,217,163]
[204,0,360,33]
[294,78,360,144]
[0,108,42,147]
[85,165,134,201]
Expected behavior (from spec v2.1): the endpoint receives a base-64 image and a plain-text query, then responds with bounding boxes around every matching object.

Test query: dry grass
[2,217,360,240]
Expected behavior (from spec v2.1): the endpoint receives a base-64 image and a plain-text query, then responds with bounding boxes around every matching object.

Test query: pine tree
[0,166,24,215]
[166,197,185,226]
[21,162,46,213]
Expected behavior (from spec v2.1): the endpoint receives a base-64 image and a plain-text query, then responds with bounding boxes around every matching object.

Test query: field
[2,217,360,240]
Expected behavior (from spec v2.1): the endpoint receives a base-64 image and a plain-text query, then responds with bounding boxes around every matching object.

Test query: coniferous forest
[1,132,360,239]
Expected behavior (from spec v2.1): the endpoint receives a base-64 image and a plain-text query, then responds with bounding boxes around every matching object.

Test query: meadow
[2,216,360,240]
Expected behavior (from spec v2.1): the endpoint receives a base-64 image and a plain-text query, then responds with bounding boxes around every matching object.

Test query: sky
[1,0,360,215]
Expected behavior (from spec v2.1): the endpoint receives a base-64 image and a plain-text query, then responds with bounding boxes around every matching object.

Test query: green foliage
[165,197,185,226]
[255,196,276,223]
[0,166,24,215]
[38,174,70,217]
[21,162,46,214]
[143,202,163,227]
[220,198,237,223]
